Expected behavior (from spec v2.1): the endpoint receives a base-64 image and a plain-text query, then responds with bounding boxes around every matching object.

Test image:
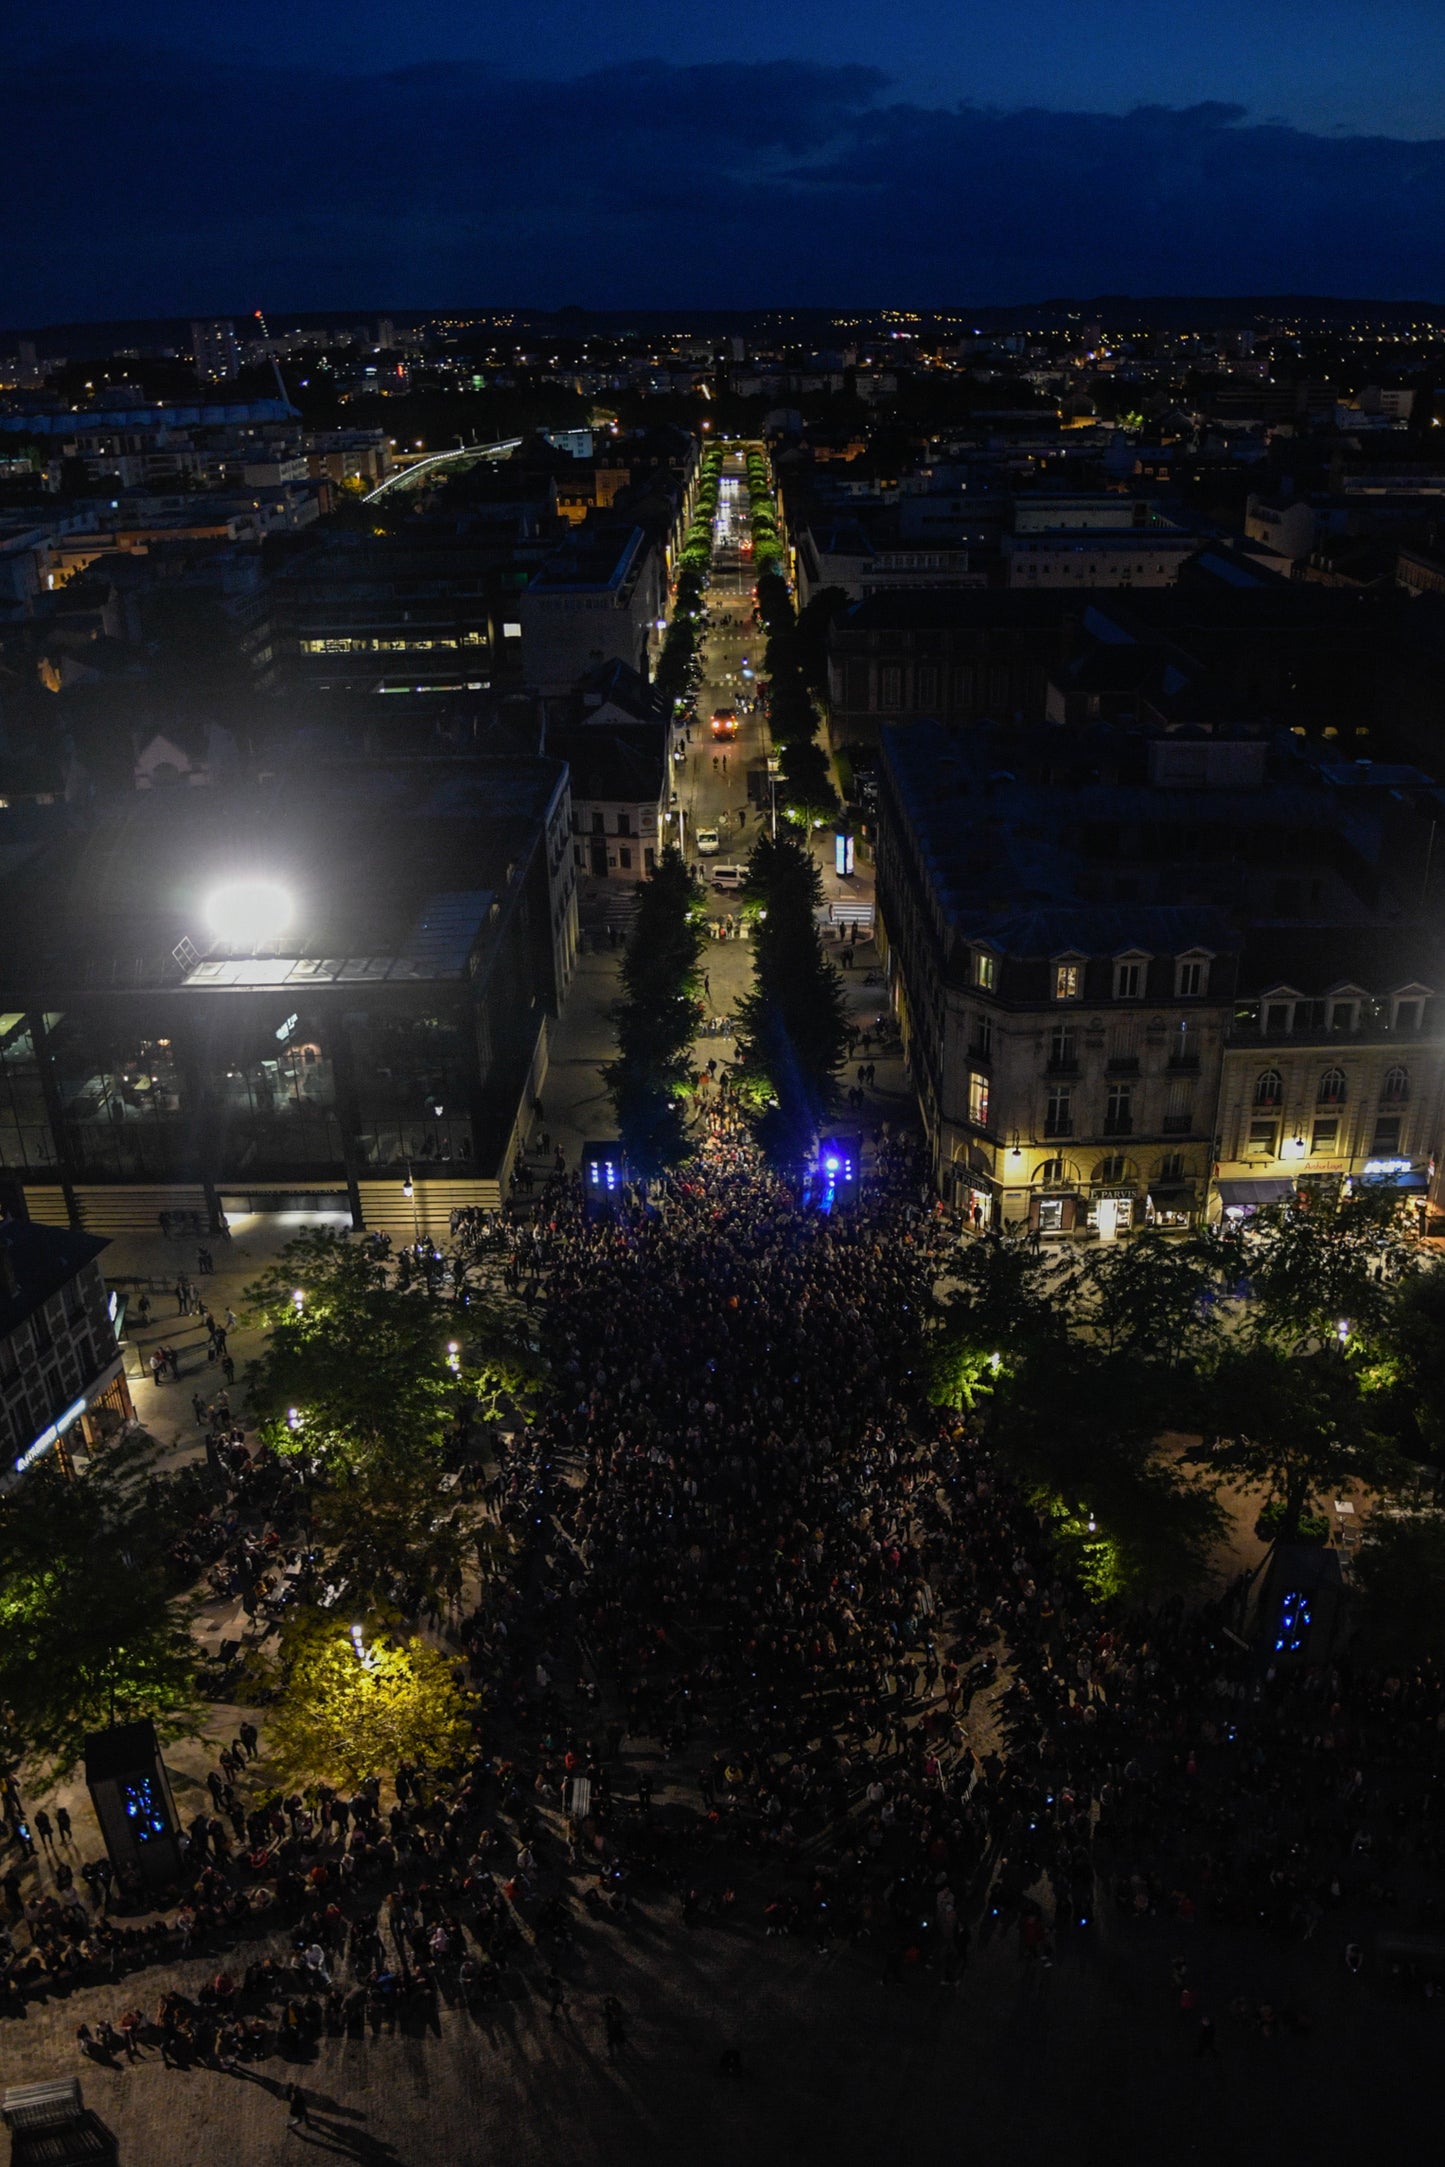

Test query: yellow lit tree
[264,1613,476,1788]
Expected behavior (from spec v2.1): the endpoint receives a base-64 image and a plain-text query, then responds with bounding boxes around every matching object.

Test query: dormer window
[1053,957,1084,1001]
[1113,951,1149,1000]
[973,949,998,992]
[1175,952,1211,998]
[1393,994,1426,1033]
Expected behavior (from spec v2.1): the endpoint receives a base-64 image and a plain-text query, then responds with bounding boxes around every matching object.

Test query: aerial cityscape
[3,5,1445,2163]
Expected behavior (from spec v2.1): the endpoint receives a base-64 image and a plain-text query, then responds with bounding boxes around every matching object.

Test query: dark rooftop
[0,757,567,995]
[0,1220,109,1340]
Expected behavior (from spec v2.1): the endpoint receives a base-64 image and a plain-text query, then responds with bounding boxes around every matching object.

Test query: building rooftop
[0,1220,109,1339]
[0,758,566,997]
[528,524,644,595]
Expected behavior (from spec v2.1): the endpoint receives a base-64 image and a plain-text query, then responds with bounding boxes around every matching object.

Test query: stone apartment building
[875,720,1445,1231]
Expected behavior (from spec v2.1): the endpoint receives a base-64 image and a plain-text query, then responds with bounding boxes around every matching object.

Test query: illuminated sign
[1363,1157,1413,1176]
[834,832,855,877]
[275,1012,299,1043]
[14,1394,86,1474]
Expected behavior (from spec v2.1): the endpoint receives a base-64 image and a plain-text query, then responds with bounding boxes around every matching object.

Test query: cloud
[4,51,1445,319]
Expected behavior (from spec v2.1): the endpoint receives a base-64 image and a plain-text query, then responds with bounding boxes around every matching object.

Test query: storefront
[1030,1189,1081,1235]
[1145,1185,1196,1230]
[1088,1187,1137,1239]
[1214,1176,1297,1222]
[5,1358,134,1491]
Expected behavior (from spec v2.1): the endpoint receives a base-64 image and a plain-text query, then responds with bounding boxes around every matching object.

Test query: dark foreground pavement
[0,1888,1432,2166]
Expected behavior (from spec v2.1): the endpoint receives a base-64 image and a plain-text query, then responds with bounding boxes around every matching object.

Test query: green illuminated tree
[736,828,847,1166]
[264,1613,476,1788]
[0,1433,201,1780]
[604,847,707,1178]
[930,1232,1064,1410]
[244,1229,521,1468]
[994,1342,1226,1603]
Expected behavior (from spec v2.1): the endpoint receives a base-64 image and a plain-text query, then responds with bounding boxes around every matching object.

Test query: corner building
[876,721,1445,1231]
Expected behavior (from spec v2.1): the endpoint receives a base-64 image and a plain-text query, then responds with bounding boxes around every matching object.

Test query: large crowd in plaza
[5,1111,1445,2088]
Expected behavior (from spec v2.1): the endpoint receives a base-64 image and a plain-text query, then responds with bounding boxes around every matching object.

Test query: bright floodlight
[205,878,292,948]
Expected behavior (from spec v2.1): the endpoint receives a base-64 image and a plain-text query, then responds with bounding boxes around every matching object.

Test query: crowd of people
[5,1116,1445,2088]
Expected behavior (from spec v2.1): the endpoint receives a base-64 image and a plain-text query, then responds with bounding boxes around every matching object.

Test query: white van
[711,864,747,890]
[696,828,720,856]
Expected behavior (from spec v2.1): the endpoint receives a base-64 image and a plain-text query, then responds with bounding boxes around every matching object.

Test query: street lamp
[292,1288,305,1312]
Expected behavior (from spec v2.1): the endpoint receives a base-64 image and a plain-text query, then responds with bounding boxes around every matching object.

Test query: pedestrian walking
[285,2081,311,2131]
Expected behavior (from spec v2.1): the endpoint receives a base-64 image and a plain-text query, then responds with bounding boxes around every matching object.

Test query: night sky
[8,0,1445,320]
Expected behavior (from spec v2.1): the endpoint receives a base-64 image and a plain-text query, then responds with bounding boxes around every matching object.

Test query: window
[616,811,632,836]
[1158,1152,1185,1182]
[973,950,997,991]
[1044,1084,1073,1137]
[1104,1081,1133,1135]
[618,847,632,870]
[1247,1120,1278,1159]
[968,1072,991,1129]
[881,665,903,707]
[1393,997,1424,1033]
[1048,1024,1077,1070]
[1096,1154,1128,1185]
[971,1013,993,1059]
[1311,1117,1339,1155]
[1382,1065,1409,1105]
[1371,1116,1402,1154]
[1254,1068,1283,1108]
[1317,1067,1347,1106]
[1163,1079,1194,1135]
[1053,961,1082,1001]
[1039,1157,1069,1185]
[1175,955,1210,998]
[1113,956,1147,999]
[1264,1002,1293,1036]
[502,621,522,638]
[592,811,606,834]
[1329,999,1359,1033]
[1168,1019,1198,1069]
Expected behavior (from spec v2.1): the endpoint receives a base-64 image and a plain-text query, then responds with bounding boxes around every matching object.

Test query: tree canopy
[263,1613,476,1789]
[0,1432,202,1779]
[603,846,706,1178]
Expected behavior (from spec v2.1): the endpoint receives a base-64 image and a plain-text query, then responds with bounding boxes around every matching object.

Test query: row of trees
[930,1190,1445,1620]
[742,449,839,825]
[735,828,849,1166]
[603,847,708,1177]
[652,445,724,717]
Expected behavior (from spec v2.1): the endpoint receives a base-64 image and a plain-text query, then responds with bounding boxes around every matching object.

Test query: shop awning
[1217,1178,1295,1207]
[1147,1187,1195,1206]
[1361,1169,1429,1192]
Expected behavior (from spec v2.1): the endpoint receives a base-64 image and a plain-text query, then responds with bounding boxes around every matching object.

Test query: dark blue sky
[8,2,1445,320]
